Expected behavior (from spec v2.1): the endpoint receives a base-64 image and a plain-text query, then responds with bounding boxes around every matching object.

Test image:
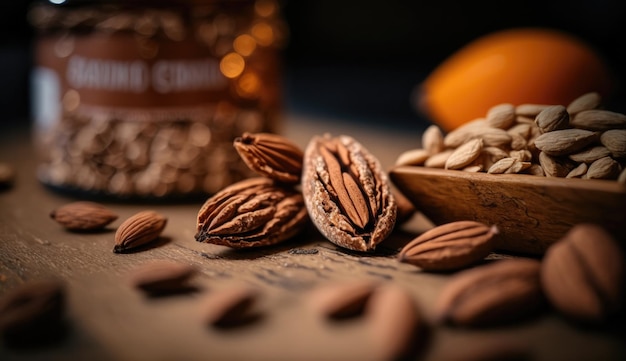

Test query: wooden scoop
[389,166,626,255]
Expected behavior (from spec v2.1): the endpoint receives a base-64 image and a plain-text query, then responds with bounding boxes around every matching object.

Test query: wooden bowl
[389,166,626,255]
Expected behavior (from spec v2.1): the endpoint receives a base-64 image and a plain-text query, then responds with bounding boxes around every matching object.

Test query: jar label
[35,33,231,112]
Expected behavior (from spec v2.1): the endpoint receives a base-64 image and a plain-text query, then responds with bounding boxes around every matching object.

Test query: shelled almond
[396,92,626,182]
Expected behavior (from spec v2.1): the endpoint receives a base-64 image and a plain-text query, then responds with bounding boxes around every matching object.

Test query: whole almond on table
[302,134,397,252]
[201,285,260,328]
[195,177,308,248]
[128,260,198,296]
[397,221,498,272]
[307,279,379,319]
[114,210,167,253]
[50,201,118,231]
[541,223,624,324]
[365,284,422,361]
[435,258,545,327]
[233,132,304,184]
[0,280,66,346]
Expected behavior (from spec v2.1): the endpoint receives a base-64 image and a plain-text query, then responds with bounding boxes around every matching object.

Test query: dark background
[2,0,626,130]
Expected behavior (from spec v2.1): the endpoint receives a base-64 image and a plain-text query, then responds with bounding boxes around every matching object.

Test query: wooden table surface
[1,114,624,361]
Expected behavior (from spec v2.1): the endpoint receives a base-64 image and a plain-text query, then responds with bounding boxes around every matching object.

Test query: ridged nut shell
[195,177,308,248]
[302,134,396,252]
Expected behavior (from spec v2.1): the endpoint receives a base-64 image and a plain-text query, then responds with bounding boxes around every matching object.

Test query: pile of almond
[398,221,625,327]
[396,92,626,182]
[49,201,167,253]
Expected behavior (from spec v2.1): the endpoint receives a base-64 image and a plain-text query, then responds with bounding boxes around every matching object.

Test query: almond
[487,157,517,174]
[534,129,598,156]
[128,260,198,296]
[422,124,445,155]
[515,103,551,117]
[541,224,624,323]
[486,103,516,129]
[600,129,626,158]
[566,163,588,178]
[584,156,621,180]
[201,285,260,328]
[566,92,602,115]
[538,152,577,177]
[443,118,488,148]
[234,132,304,184]
[436,258,545,327]
[307,279,379,319]
[568,146,611,163]
[424,149,454,168]
[50,201,118,231]
[114,210,167,253]
[445,138,483,170]
[398,221,497,271]
[535,105,569,133]
[395,148,430,166]
[571,109,626,131]
[0,280,66,346]
[365,284,422,361]
[0,162,15,188]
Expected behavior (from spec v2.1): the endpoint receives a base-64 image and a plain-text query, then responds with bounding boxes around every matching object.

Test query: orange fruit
[417,28,613,132]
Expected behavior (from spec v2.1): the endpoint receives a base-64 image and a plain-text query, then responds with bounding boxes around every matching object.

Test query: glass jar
[28,0,287,201]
